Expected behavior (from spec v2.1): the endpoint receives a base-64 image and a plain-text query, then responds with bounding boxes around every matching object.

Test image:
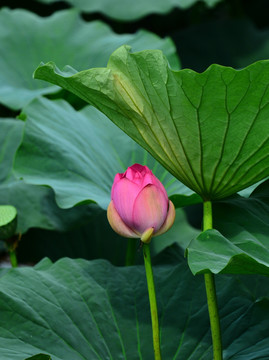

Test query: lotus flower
[107,164,175,243]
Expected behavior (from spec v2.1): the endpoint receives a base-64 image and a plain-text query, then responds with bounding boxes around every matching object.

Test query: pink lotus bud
[107,164,175,242]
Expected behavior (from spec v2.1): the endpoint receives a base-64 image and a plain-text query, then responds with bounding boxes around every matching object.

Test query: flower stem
[203,201,223,360]
[9,250,18,268]
[143,243,161,360]
[125,238,137,266]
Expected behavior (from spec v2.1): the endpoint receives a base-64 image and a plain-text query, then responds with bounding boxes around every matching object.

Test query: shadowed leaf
[14,98,198,210]
[0,8,180,110]
[33,0,222,21]
[0,252,268,359]
[187,179,269,275]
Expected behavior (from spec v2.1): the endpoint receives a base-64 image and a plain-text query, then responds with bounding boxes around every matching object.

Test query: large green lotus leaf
[0,252,268,359]
[187,179,269,275]
[34,46,269,201]
[0,8,180,110]
[33,0,221,21]
[0,119,97,233]
[14,97,199,210]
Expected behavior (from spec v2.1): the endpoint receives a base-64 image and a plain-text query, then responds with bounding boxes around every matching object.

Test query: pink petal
[130,163,145,173]
[132,184,168,234]
[112,178,141,228]
[141,172,154,187]
[107,201,139,238]
[126,164,154,187]
[111,173,123,199]
[154,200,176,237]
[125,166,137,181]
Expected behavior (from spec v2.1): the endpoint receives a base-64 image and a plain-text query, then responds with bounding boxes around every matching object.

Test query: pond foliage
[0,0,269,359]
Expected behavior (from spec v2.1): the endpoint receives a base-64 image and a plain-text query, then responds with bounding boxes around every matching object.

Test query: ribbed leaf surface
[0,253,267,359]
[34,46,269,200]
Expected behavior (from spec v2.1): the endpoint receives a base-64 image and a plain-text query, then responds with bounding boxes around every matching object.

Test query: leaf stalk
[9,250,18,268]
[203,201,223,360]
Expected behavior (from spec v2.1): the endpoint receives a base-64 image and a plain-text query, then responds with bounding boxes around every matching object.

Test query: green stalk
[9,250,18,268]
[125,238,137,266]
[143,243,161,360]
[203,201,223,360]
